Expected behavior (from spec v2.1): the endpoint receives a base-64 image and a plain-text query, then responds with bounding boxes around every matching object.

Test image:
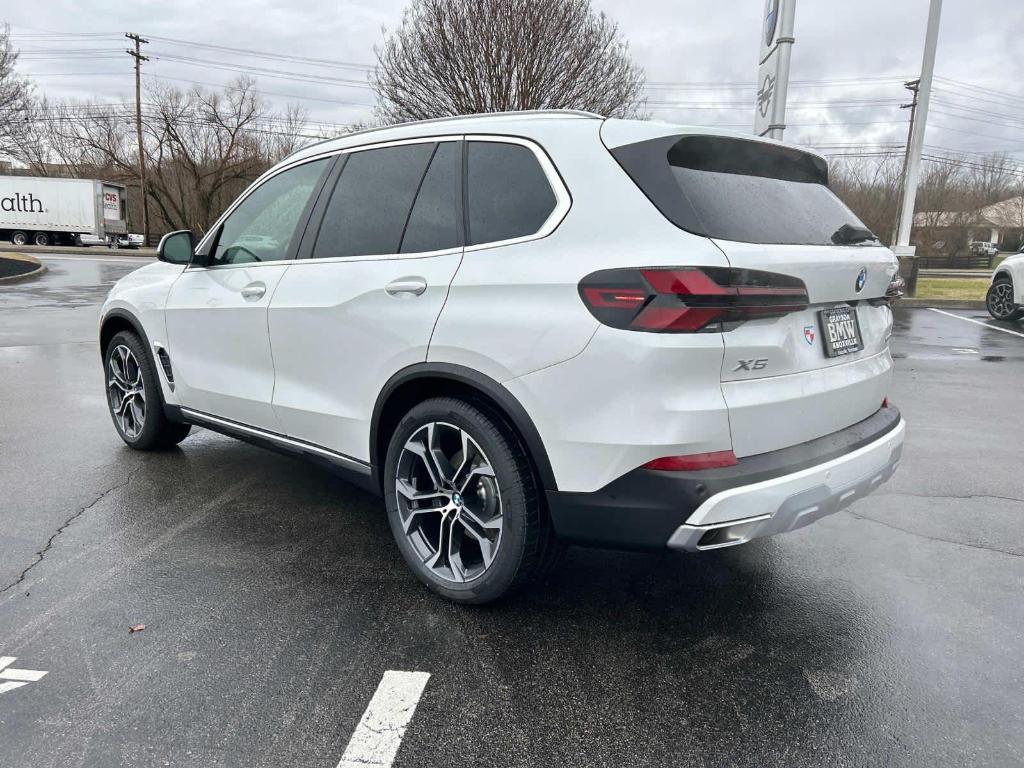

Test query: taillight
[643,450,738,471]
[578,266,809,333]
[885,275,906,300]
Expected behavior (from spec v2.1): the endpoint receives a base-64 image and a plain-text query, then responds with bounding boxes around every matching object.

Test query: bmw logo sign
[452,492,463,507]
[855,267,867,293]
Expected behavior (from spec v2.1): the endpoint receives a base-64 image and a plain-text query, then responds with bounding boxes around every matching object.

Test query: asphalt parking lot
[1,254,1022,767]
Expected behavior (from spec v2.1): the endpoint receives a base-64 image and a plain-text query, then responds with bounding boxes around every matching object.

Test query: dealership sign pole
[754,0,796,140]
[894,0,943,253]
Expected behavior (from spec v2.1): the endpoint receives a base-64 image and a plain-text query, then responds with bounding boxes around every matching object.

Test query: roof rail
[284,109,605,160]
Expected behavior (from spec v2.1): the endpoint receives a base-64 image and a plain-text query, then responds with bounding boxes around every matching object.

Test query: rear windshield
[610,134,874,246]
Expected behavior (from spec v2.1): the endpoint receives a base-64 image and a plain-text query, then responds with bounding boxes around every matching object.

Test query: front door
[164,157,331,431]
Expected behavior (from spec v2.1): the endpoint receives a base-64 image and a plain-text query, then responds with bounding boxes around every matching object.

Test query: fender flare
[370,362,559,492]
[99,307,153,359]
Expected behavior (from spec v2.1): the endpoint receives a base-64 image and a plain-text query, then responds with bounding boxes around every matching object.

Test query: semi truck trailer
[0,175,129,247]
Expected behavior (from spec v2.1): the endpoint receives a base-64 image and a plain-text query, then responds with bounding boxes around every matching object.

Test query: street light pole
[894,0,943,252]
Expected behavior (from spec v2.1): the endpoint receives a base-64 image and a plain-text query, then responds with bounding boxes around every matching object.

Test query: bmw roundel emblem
[855,267,867,293]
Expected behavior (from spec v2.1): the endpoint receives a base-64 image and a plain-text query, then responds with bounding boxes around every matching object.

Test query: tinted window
[612,135,873,246]
[467,142,557,246]
[400,141,461,253]
[211,158,328,266]
[314,143,434,258]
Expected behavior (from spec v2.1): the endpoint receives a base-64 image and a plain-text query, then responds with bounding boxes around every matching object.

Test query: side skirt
[167,405,380,496]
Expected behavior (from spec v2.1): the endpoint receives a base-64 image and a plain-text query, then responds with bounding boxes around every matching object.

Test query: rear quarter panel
[427,120,730,383]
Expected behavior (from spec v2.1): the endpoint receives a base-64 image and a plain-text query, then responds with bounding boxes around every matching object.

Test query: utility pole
[892,78,920,246]
[125,33,150,247]
[894,0,943,253]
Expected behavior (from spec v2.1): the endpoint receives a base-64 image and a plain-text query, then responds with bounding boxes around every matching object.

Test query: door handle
[241,282,267,301]
[385,277,428,297]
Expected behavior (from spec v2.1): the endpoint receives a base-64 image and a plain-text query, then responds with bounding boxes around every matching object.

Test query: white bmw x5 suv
[100,110,906,603]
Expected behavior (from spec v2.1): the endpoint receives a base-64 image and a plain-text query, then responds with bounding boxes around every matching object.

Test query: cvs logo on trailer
[103,190,121,217]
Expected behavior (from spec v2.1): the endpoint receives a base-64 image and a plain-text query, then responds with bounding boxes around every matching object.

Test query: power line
[144,34,374,72]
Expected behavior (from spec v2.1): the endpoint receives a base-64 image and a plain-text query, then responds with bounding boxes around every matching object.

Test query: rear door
[608,130,898,456]
[268,138,464,462]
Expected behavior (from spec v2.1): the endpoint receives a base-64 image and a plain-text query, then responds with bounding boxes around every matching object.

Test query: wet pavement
[1,256,1022,767]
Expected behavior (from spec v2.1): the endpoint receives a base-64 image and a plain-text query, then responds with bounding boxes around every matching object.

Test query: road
[1,253,1022,767]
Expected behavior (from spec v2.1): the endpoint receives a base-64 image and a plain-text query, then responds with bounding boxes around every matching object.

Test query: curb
[0,253,47,284]
[898,298,986,309]
[0,245,157,258]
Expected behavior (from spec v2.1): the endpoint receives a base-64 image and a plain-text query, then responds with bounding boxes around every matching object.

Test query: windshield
[610,134,875,246]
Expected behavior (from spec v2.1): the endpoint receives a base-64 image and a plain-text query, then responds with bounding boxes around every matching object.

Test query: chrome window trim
[193,132,570,267]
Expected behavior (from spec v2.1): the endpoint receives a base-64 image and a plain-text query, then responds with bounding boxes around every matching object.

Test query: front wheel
[383,397,554,604]
[104,331,191,450]
[33,232,50,247]
[986,278,1023,321]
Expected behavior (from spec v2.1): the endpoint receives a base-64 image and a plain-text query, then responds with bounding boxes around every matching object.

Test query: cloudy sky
[4,0,1024,162]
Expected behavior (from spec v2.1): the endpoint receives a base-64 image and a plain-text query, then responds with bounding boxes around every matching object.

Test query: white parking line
[336,670,431,768]
[928,308,1024,340]
[0,656,48,695]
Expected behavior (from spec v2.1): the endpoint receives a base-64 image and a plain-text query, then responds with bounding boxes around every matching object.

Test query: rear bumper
[545,406,904,550]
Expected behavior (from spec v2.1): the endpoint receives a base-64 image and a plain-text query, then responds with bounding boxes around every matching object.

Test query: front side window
[313,143,435,259]
[466,141,557,246]
[210,158,329,266]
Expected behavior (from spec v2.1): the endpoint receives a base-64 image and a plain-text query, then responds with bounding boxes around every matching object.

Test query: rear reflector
[643,450,738,471]
[579,266,809,333]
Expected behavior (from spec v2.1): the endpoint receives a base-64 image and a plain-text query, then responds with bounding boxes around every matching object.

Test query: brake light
[579,267,809,333]
[643,450,739,471]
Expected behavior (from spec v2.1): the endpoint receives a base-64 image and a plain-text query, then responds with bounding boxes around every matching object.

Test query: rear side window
[313,143,434,258]
[400,141,461,253]
[467,142,556,246]
[611,135,874,246]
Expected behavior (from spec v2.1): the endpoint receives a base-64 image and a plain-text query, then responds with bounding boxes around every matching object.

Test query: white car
[117,233,145,249]
[99,111,905,603]
[986,252,1024,321]
[77,233,113,248]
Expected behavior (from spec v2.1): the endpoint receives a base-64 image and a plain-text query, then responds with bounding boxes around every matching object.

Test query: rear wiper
[831,224,879,245]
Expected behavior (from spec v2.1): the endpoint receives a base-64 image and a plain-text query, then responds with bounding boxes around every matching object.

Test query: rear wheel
[104,331,191,450]
[11,231,27,246]
[383,397,554,604]
[986,277,1023,321]
[33,232,50,247]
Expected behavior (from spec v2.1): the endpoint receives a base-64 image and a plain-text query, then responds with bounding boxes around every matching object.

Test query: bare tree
[829,155,903,243]
[31,78,310,233]
[372,0,646,123]
[0,23,33,160]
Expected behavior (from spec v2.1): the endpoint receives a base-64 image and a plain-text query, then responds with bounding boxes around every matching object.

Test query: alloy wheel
[988,282,1015,319]
[395,421,502,583]
[107,344,146,440]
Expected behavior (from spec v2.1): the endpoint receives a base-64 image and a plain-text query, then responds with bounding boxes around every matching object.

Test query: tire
[11,231,28,246]
[33,232,50,247]
[986,277,1024,321]
[383,397,554,604]
[104,330,191,450]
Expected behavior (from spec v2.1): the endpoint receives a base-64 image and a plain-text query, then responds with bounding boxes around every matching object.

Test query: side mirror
[157,230,196,265]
